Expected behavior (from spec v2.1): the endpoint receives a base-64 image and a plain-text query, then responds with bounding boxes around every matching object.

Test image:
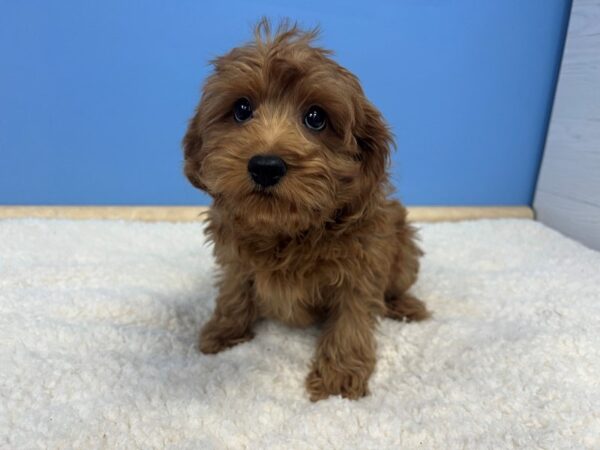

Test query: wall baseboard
[0,206,533,222]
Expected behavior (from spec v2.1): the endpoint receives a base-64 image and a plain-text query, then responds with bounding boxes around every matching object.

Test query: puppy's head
[183,19,393,234]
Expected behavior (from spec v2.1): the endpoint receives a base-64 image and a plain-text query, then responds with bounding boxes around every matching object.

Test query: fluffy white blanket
[1,218,599,449]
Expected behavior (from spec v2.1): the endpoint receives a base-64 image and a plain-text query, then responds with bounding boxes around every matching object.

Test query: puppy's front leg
[306,290,382,401]
[199,267,257,354]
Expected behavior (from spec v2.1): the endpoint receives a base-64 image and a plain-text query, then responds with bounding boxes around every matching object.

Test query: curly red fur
[183,19,429,401]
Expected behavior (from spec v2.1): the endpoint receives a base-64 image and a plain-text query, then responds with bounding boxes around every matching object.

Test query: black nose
[247,155,287,187]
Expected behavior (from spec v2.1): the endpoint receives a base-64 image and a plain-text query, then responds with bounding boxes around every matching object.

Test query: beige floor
[0,206,533,222]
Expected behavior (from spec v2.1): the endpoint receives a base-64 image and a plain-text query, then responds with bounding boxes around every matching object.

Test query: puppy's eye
[304,106,327,131]
[233,97,253,123]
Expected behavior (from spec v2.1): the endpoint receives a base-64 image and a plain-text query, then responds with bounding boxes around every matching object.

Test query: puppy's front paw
[305,361,370,402]
[198,321,254,354]
[385,293,430,323]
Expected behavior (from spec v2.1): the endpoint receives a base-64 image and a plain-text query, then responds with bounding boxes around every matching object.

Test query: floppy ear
[182,110,207,191]
[353,97,394,187]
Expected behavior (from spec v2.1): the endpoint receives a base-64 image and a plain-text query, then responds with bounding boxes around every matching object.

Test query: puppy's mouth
[250,185,278,198]
[245,184,302,214]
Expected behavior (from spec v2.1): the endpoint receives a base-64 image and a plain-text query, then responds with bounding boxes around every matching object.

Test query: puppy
[183,19,429,401]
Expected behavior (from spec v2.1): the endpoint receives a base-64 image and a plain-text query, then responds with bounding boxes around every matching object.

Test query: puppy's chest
[252,265,339,327]
[252,252,324,296]
[245,241,358,325]
[248,238,355,287]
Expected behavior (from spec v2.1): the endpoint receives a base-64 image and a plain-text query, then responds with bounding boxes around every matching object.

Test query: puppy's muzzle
[248,155,287,188]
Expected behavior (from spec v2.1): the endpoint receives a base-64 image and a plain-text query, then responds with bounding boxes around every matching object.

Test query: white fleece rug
[1,218,599,449]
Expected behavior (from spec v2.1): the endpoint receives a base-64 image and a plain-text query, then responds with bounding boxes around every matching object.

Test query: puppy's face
[184,22,393,234]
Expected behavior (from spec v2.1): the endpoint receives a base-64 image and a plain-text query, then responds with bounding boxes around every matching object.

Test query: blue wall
[0,1,571,206]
